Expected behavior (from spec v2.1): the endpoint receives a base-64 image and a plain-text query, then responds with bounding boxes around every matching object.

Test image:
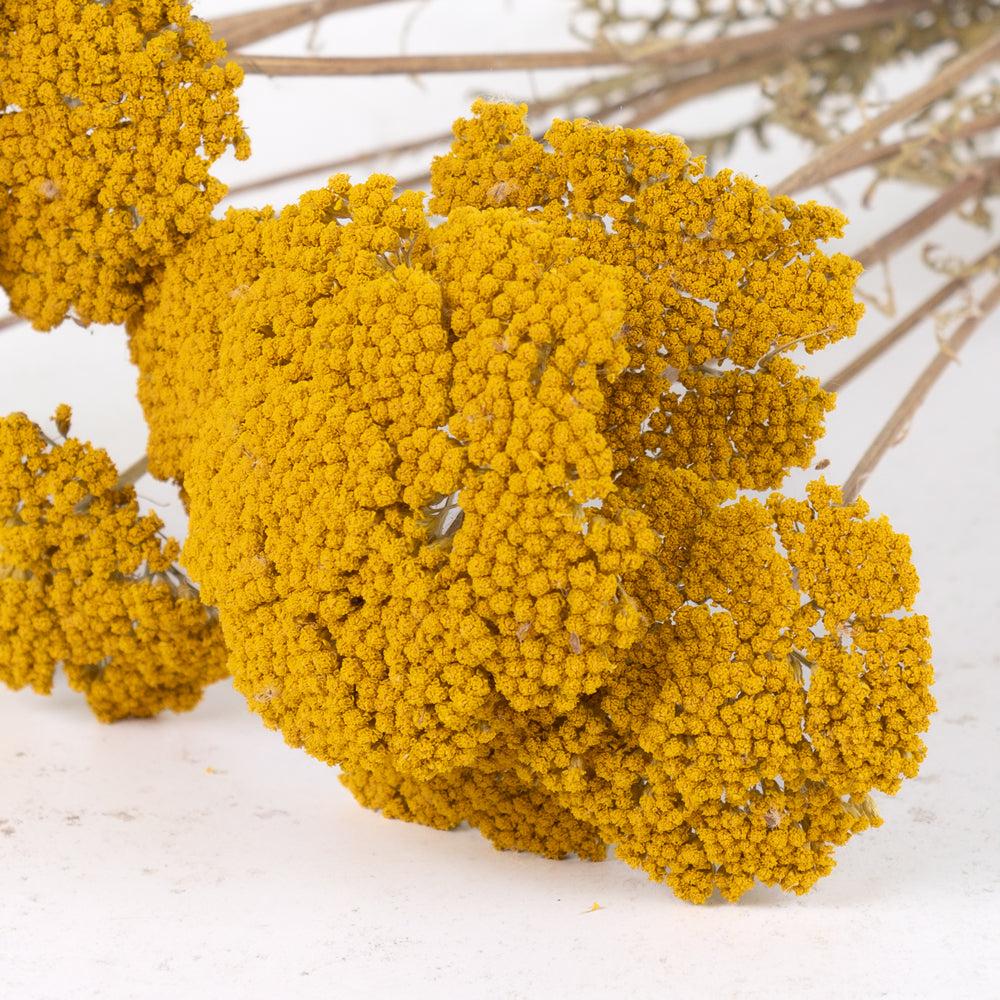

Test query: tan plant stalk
[853,164,999,269]
[803,112,1000,190]
[115,455,150,491]
[774,30,1000,195]
[212,0,398,50]
[842,274,1000,502]
[825,243,1000,394]
[622,49,786,128]
[233,0,932,77]
[226,127,455,197]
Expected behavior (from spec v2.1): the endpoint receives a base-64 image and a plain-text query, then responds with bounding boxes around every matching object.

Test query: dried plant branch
[226,127,455,197]
[222,72,713,200]
[225,96,1000,205]
[825,243,1000,394]
[623,49,786,128]
[115,455,150,491]
[804,111,1000,190]
[212,0,399,50]
[234,48,625,76]
[854,163,998,269]
[775,30,1000,196]
[234,0,931,77]
[842,273,1000,502]
[222,9,1000,205]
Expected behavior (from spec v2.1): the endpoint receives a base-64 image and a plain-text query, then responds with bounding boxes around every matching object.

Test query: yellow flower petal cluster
[0,0,249,330]
[432,100,864,492]
[127,102,932,902]
[0,410,227,721]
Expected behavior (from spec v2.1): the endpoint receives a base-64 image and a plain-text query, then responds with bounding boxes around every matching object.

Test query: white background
[1,2,999,997]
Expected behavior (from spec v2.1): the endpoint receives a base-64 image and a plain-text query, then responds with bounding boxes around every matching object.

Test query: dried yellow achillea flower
[0,410,227,721]
[0,0,249,330]
[127,102,932,902]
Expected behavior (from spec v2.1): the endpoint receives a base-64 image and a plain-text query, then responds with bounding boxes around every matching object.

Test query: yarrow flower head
[0,409,227,721]
[126,101,933,902]
[0,0,249,330]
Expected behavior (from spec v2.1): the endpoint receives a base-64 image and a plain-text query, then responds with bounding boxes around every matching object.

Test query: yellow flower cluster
[0,0,249,330]
[125,101,931,902]
[0,409,227,721]
[432,101,864,492]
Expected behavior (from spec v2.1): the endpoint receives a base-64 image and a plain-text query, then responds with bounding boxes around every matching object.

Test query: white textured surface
[2,3,1000,997]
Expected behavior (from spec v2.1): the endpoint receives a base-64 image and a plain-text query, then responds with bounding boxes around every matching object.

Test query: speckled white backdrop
[1,3,998,997]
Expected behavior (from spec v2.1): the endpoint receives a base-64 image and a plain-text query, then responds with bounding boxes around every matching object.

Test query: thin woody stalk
[842,274,1000,502]
[233,0,931,76]
[775,30,1000,195]
[853,164,998,269]
[825,243,1000,394]
[212,0,398,50]
[224,70,1000,205]
[115,455,149,491]
[799,112,1000,190]
[227,127,456,197]
[623,49,785,129]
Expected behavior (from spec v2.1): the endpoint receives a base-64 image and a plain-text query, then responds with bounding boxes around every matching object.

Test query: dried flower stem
[115,455,150,491]
[223,17,1000,206]
[825,243,1000,393]
[623,49,785,128]
[227,127,455,197]
[226,72,588,199]
[212,0,398,50]
[854,164,998,269]
[775,30,1000,195]
[234,0,930,76]
[0,314,24,333]
[842,273,1000,502]
[803,112,1000,190]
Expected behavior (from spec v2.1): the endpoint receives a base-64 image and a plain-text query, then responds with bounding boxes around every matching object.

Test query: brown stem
[842,274,1000,502]
[0,314,24,332]
[225,66,593,199]
[623,50,786,129]
[213,0,398,50]
[854,164,997,269]
[229,73,984,201]
[226,127,456,197]
[234,49,623,76]
[825,243,1000,394]
[224,13,1000,204]
[801,112,1000,189]
[394,167,432,191]
[775,30,1000,195]
[234,0,931,77]
[115,455,149,491]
